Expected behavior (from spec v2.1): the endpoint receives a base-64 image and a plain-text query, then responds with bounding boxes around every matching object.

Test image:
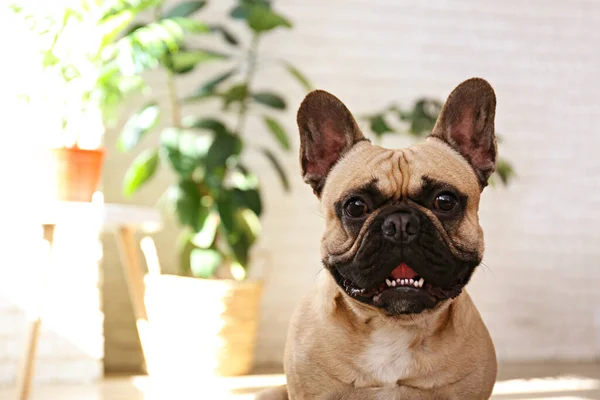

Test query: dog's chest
[360,329,418,386]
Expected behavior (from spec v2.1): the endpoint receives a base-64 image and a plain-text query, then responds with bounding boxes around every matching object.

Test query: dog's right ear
[297,90,366,197]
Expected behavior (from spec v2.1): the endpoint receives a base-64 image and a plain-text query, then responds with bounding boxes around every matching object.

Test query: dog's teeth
[409,279,414,285]
[414,281,419,287]
[385,279,392,287]
[400,279,404,285]
[391,280,396,287]
[418,278,425,287]
[396,278,401,284]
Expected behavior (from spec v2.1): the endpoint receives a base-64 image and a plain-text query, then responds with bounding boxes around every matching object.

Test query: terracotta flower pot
[144,274,263,379]
[49,147,105,202]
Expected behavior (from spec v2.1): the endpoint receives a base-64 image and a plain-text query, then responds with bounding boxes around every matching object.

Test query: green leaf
[123,149,160,197]
[252,92,286,109]
[160,128,213,177]
[190,248,222,278]
[283,62,312,91]
[230,5,249,19]
[173,179,202,229]
[163,1,207,18]
[191,211,219,248]
[369,114,394,137]
[263,116,290,151]
[400,98,443,137]
[210,25,239,45]
[205,131,243,172]
[232,188,262,216]
[217,191,236,233]
[183,69,236,102]
[222,84,249,108]
[230,1,271,19]
[182,117,227,133]
[261,147,290,192]
[247,5,292,32]
[225,209,260,267]
[169,17,211,34]
[168,50,228,74]
[494,158,516,186]
[123,22,145,37]
[118,102,159,151]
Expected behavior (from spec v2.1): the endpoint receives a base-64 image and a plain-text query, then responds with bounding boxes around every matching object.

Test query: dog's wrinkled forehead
[321,138,482,210]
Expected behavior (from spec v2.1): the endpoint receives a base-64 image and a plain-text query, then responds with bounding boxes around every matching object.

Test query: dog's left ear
[429,78,497,188]
[297,90,366,197]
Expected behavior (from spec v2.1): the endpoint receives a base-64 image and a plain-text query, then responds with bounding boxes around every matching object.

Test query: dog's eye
[344,198,368,218]
[433,192,458,213]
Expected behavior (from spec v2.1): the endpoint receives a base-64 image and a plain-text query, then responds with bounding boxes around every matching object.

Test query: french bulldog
[259,78,497,400]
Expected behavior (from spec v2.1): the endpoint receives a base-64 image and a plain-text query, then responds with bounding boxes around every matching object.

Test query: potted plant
[363,98,516,186]
[116,0,311,377]
[9,1,153,202]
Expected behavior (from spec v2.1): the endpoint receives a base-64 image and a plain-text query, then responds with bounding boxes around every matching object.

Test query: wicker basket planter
[144,274,263,378]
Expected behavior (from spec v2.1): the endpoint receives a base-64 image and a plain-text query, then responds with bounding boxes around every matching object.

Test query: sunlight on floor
[1,369,599,400]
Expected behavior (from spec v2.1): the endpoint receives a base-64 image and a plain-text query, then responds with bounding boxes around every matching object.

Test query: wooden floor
[1,362,598,399]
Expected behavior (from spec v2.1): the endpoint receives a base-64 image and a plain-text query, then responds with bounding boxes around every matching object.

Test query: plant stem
[234,33,260,136]
[153,5,182,128]
[166,71,182,128]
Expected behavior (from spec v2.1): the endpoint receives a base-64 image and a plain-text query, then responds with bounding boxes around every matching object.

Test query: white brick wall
[101,0,600,370]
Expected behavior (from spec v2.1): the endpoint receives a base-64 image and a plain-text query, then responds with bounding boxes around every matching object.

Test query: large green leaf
[282,62,312,91]
[173,179,202,229]
[210,25,239,46]
[217,191,236,234]
[247,5,292,32]
[183,69,236,102]
[168,50,228,74]
[205,131,243,172]
[160,128,213,177]
[163,1,207,18]
[252,92,286,109]
[118,102,159,152]
[229,0,271,19]
[191,210,219,248]
[261,147,290,192]
[494,158,516,186]
[225,210,260,267]
[368,114,394,137]
[400,98,443,137]
[222,84,249,108]
[123,149,160,197]
[182,117,227,134]
[190,248,222,278]
[263,116,290,151]
[169,17,211,34]
[232,188,262,216]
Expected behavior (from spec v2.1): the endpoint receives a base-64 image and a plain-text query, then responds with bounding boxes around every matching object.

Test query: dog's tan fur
[258,78,498,400]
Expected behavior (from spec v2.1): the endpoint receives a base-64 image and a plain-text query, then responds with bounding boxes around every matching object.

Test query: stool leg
[115,226,153,373]
[15,224,55,400]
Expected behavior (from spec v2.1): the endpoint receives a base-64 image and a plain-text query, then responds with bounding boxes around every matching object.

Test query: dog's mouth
[332,263,464,314]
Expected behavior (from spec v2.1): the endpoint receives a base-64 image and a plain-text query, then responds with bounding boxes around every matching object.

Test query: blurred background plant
[363,98,516,186]
[7,0,159,149]
[117,0,312,280]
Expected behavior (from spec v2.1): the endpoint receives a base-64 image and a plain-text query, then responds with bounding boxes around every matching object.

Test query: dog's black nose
[382,211,420,243]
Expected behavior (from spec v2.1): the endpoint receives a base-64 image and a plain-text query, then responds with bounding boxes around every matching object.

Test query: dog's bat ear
[429,78,498,188]
[297,90,366,197]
